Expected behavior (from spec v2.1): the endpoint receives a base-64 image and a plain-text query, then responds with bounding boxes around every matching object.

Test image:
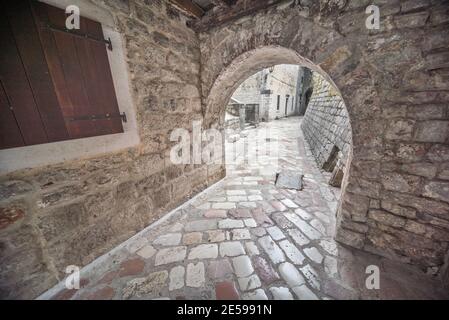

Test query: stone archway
[199,3,449,277]
[201,44,360,251]
[203,46,349,128]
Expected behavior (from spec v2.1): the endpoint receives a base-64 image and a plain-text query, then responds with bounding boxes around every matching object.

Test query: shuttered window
[0,1,124,150]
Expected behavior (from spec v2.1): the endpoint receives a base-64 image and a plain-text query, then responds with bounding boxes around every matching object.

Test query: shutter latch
[46,24,113,51]
[120,112,127,123]
[66,112,127,123]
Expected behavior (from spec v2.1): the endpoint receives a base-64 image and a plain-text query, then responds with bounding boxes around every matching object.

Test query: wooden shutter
[7,1,70,142]
[0,0,123,150]
[0,3,49,147]
[0,81,25,149]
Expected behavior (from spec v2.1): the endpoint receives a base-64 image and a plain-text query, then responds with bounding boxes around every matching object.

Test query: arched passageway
[202,44,369,256]
[2,0,448,300]
[41,60,448,299]
[42,61,447,301]
[199,3,449,278]
[221,60,353,215]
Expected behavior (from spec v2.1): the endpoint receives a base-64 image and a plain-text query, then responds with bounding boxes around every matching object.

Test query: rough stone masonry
[0,0,224,299]
[301,72,352,187]
[0,0,449,299]
[199,0,449,281]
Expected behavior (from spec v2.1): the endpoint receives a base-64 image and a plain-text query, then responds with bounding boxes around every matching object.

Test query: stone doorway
[304,89,313,114]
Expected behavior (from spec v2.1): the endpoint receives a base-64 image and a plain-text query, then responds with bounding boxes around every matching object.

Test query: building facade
[230,64,300,122]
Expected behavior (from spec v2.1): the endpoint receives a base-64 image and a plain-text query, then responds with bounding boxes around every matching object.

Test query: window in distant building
[277,95,280,110]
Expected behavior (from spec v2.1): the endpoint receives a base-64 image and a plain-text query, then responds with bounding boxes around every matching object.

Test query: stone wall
[199,0,449,278]
[301,72,352,176]
[0,0,224,299]
[231,72,263,106]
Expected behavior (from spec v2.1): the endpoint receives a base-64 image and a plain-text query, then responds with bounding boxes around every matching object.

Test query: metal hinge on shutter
[45,23,113,51]
[66,112,127,123]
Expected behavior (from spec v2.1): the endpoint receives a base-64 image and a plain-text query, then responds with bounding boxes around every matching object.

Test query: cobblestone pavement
[41,117,448,300]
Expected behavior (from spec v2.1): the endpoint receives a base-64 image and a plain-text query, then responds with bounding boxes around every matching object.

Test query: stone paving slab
[275,170,304,190]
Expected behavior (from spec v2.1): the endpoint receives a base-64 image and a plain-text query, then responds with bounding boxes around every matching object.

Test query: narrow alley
[40,117,448,300]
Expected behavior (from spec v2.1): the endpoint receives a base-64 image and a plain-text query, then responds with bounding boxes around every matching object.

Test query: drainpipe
[295,67,302,115]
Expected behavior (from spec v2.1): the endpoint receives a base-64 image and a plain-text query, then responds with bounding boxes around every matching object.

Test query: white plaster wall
[266,64,298,120]
[0,0,140,174]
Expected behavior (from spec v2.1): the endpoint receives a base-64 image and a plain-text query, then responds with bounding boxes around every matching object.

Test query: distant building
[229,64,300,122]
